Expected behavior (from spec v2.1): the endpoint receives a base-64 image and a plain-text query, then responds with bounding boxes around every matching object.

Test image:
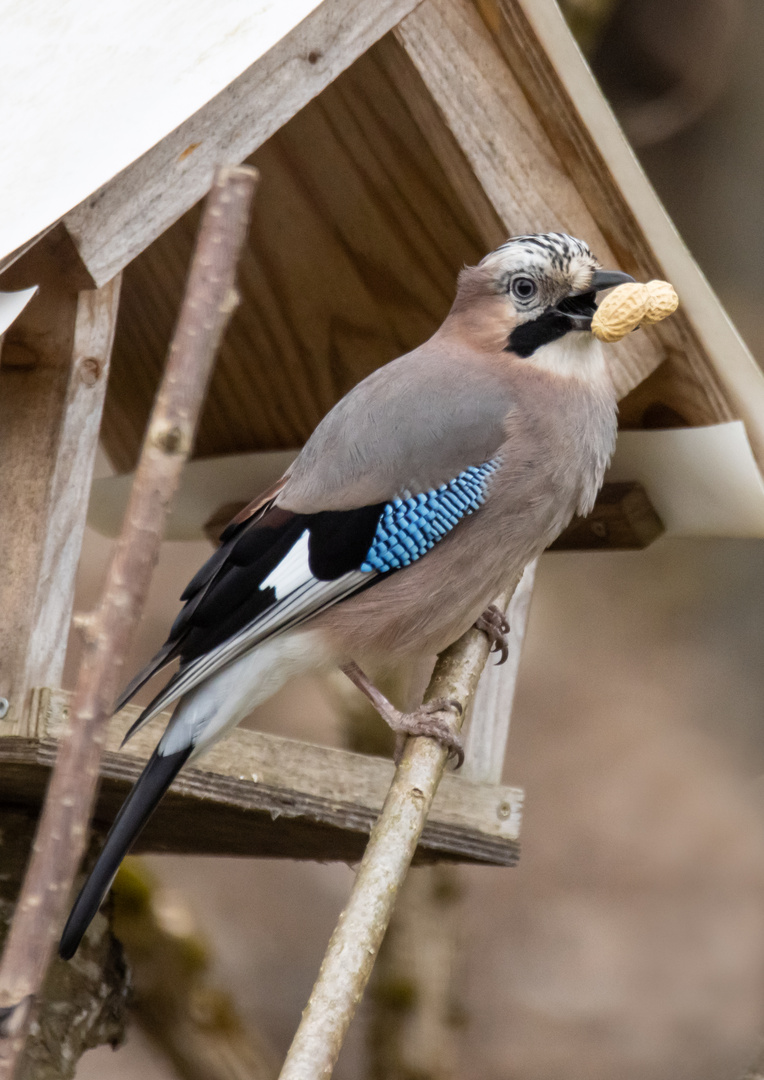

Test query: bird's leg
[475,604,510,665]
[340,660,464,767]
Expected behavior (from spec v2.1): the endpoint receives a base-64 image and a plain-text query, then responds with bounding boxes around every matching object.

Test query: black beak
[588,269,635,292]
[554,268,636,329]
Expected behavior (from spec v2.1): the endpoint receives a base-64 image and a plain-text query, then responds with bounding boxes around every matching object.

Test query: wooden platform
[0,688,522,867]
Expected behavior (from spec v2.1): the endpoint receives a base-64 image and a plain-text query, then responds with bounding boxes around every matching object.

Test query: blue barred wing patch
[361,459,501,573]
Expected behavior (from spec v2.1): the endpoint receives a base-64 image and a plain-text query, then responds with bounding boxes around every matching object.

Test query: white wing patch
[127,568,373,735]
[262,529,312,598]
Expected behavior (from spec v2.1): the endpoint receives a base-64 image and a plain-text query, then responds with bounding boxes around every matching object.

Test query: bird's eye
[510,276,537,302]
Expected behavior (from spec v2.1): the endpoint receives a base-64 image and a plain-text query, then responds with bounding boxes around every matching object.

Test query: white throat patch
[519,330,608,382]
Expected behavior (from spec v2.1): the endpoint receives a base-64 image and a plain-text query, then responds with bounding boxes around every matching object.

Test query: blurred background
[73,2,764,1077]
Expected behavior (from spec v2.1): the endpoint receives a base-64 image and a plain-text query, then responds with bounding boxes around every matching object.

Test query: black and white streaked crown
[486,232,596,273]
[478,232,599,299]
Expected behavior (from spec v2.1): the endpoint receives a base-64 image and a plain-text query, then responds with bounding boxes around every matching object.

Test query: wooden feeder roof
[3,0,764,475]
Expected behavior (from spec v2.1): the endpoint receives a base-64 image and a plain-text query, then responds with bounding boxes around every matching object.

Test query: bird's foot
[475,604,510,664]
[387,699,464,767]
[340,661,464,767]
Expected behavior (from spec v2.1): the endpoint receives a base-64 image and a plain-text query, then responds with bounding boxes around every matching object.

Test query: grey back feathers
[279,347,517,513]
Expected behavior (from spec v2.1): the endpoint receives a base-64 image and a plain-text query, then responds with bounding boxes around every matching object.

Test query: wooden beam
[371,34,507,253]
[63,0,425,287]
[0,689,522,867]
[392,1,661,400]
[0,242,120,727]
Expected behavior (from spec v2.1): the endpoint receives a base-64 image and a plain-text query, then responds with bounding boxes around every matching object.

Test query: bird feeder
[2,0,764,1070]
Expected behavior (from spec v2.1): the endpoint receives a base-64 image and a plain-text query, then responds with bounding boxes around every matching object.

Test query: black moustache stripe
[505,311,575,358]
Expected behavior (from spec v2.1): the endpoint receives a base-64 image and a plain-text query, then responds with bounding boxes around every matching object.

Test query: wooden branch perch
[277,584,516,1080]
[364,571,534,1078]
[0,163,257,1076]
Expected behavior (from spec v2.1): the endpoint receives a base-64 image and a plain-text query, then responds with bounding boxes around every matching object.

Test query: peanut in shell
[642,280,679,324]
[591,283,650,343]
[591,279,679,342]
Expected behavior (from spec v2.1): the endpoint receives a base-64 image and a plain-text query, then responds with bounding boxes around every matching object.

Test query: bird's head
[449,232,633,362]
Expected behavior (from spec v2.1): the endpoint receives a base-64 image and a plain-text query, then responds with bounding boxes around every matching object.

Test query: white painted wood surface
[0,0,320,260]
[65,0,423,285]
[0,0,400,271]
[0,0,422,281]
[0,288,37,337]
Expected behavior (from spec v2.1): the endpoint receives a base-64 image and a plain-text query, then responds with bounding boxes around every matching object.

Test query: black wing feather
[115,499,387,717]
[113,639,181,714]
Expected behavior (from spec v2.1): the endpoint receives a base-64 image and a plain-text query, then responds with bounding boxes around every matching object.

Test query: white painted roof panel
[0,0,321,263]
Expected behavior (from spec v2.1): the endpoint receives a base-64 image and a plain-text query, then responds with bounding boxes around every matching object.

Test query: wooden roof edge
[60,0,423,288]
[489,0,764,465]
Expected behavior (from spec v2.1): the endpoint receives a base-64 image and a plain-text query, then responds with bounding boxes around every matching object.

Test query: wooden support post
[0,237,120,729]
[463,559,536,784]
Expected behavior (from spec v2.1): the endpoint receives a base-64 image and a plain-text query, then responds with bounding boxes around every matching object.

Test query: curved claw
[392,698,465,768]
[475,605,511,665]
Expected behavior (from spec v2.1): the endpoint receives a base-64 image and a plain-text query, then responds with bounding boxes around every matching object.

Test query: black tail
[59,745,192,960]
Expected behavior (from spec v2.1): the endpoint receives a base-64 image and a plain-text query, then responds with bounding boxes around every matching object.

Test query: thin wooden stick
[0,163,258,1076]
[365,564,536,1077]
[278,585,515,1080]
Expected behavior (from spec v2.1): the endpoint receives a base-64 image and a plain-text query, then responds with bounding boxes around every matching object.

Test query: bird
[59,231,633,959]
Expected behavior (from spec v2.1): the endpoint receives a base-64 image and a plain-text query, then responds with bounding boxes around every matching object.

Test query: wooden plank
[393,1,662,400]
[0,242,120,727]
[101,48,488,470]
[550,481,664,552]
[0,689,522,866]
[63,0,425,287]
[474,0,764,453]
[87,460,664,549]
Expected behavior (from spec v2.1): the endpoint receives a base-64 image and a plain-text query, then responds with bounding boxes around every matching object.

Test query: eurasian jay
[60,232,632,958]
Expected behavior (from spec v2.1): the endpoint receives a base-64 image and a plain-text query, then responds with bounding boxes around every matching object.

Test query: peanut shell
[591,282,650,343]
[642,279,679,324]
